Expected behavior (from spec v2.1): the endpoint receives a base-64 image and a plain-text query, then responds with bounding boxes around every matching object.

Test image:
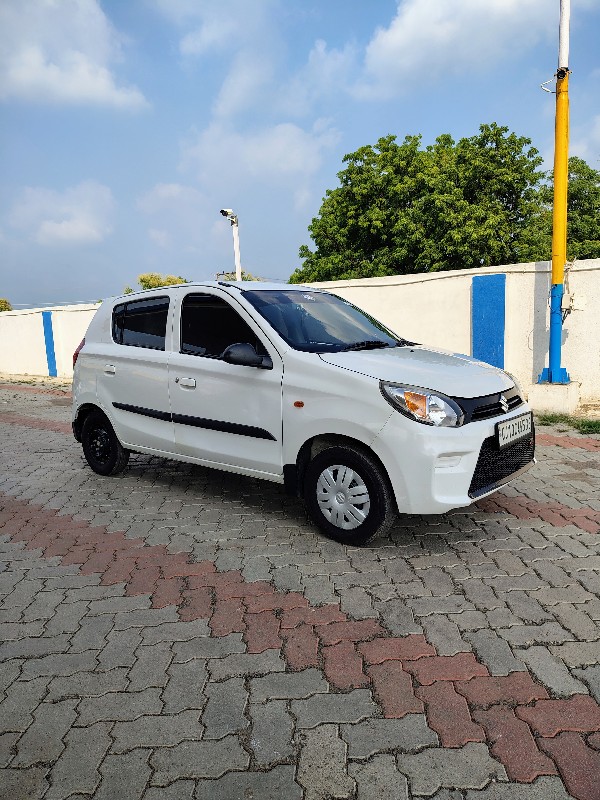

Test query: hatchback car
[72,282,534,545]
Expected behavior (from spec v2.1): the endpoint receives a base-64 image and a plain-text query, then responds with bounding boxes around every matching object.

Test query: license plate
[496,412,533,449]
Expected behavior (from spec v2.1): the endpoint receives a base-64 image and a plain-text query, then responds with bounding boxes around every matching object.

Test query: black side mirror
[221,342,272,369]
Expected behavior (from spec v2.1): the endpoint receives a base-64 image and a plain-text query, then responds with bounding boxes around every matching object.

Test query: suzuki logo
[500,394,509,413]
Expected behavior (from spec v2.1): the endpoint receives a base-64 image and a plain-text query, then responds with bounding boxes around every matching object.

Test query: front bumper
[371,406,535,515]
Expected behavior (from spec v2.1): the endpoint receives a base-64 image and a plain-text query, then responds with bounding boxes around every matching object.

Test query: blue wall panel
[42,311,57,377]
[471,274,506,369]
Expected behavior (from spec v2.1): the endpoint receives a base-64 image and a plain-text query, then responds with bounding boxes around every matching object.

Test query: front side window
[112,297,169,350]
[180,294,267,358]
[244,289,404,353]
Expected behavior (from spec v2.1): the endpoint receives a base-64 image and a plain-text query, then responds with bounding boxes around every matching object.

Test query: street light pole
[219,209,242,281]
[539,0,571,384]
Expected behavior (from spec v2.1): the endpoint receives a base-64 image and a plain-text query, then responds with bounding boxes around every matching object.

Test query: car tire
[303,445,396,546]
[81,410,129,476]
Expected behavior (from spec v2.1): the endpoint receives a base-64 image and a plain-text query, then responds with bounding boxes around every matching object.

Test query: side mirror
[221,342,272,369]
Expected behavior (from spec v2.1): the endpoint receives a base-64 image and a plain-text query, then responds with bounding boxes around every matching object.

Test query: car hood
[319,345,513,398]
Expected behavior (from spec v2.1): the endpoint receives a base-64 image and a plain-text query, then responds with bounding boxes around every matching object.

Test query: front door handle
[104,364,116,375]
[178,377,196,388]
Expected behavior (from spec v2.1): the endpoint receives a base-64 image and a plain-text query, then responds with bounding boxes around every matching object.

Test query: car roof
[108,281,323,303]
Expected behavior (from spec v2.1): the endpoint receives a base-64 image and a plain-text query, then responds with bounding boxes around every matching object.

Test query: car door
[167,289,283,477]
[96,294,175,453]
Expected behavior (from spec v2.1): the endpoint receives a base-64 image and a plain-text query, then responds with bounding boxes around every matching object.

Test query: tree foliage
[124,273,189,294]
[217,270,264,281]
[290,124,599,283]
[0,298,12,312]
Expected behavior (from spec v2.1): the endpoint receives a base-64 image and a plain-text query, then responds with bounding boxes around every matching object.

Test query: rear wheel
[303,445,396,546]
[81,411,129,476]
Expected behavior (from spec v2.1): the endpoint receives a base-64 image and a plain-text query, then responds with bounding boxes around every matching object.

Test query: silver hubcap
[316,464,370,530]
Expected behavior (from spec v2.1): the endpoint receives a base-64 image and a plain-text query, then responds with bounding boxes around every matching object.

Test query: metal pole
[539,0,570,384]
[231,221,242,281]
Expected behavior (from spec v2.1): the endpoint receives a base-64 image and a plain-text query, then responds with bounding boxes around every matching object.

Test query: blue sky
[1,0,599,308]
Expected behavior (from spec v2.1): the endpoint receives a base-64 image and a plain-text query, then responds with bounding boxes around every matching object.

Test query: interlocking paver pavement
[1,382,600,799]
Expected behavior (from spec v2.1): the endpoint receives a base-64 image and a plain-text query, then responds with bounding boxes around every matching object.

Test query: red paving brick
[416,681,485,748]
[539,732,600,800]
[455,672,550,709]
[244,590,308,613]
[152,577,184,609]
[179,586,213,622]
[282,623,319,670]
[209,598,246,637]
[403,653,489,686]
[358,634,435,665]
[588,732,600,751]
[322,641,370,690]
[244,610,282,653]
[473,706,557,782]
[0,412,72,434]
[280,604,346,629]
[537,433,600,452]
[368,661,424,718]
[315,619,385,646]
[516,695,600,737]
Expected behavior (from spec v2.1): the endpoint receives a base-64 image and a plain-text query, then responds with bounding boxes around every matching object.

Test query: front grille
[469,429,535,498]
[455,386,524,424]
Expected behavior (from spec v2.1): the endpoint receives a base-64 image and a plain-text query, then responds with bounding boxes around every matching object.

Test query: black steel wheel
[81,410,129,476]
[303,445,396,546]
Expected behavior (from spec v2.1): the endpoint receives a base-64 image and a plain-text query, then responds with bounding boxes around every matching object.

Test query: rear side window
[180,294,266,357]
[112,297,169,350]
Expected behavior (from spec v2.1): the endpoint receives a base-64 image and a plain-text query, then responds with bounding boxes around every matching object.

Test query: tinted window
[244,289,402,353]
[181,294,266,358]
[112,297,169,350]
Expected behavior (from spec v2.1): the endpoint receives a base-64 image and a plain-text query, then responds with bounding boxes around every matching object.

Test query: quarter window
[180,294,267,358]
[112,297,169,350]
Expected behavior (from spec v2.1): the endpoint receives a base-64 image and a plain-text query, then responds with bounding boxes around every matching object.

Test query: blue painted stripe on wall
[42,311,58,377]
[471,274,506,369]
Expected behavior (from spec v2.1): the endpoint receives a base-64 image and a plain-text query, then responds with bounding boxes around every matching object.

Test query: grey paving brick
[150,735,249,784]
[272,564,303,592]
[249,699,295,765]
[69,613,114,651]
[341,715,438,759]
[44,722,111,800]
[113,606,180,630]
[173,633,245,662]
[297,724,354,800]
[461,579,503,611]
[0,767,49,800]
[250,668,328,701]
[349,754,410,800]
[142,619,211,644]
[550,603,599,640]
[162,658,207,714]
[292,689,378,729]
[520,646,588,698]
[128,642,172,691]
[420,567,455,597]
[301,575,338,605]
[339,586,378,619]
[208,649,285,680]
[0,621,45,641]
[573,665,600,701]
[0,677,50,731]
[195,765,302,800]
[94,748,152,800]
[88,595,150,615]
[76,687,163,725]
[396,743,507,796]
[464,775,575,799]
[530,586,594,606]
[503,590,553,623]
[202,677,248,739]
[44,600,88,635]
[423,616,470,656]
[98,629,143,669]
[448,610,487,631]
[111,710,203,753]
[0,633,71,662]
[498,622,574,647]
[143,780,196,800]
[47,667,129,702]
[465,630,526,676]
[0,731,19,767]
[13,699,77,767]
[375,599,423,635]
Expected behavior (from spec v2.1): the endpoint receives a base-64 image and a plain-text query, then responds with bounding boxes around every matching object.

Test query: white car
[72,282,534,545]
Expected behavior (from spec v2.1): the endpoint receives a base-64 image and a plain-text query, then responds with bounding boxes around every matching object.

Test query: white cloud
[9,181,114,245]
[181,120,340,209]
[0,0,147,109]
[571,114,600,163]
[137,183,212,252]
[355,0,556,99]
[148,228,170,247]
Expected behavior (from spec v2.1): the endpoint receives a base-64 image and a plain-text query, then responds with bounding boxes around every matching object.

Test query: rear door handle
[104,364,116,375]
[178,377,196,388]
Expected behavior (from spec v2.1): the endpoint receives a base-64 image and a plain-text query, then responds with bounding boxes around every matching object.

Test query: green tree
[0,298,12,312]
[290,124,546,282]
[217,270,264,281]
[124,273,189,294]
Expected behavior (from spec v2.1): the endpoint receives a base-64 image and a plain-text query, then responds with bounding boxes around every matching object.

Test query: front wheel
[81,411,129,476]
[303,445,396,546]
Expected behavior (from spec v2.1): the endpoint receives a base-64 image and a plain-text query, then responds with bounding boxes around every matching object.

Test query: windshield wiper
[341,340,392,352]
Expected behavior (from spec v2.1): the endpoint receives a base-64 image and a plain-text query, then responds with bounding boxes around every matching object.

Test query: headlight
[380,382,464,427]
[504,371,523,397]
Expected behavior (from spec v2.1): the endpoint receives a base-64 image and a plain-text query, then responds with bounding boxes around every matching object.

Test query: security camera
[220,208,234,217]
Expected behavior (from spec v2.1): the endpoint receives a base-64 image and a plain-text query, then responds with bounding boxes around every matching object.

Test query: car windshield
[243,289,406,353]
